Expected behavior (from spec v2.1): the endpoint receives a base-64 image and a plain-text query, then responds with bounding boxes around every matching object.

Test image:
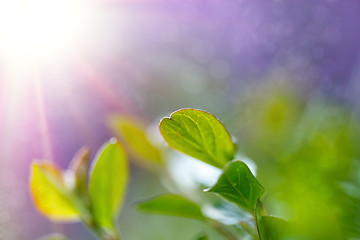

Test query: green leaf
[137,194,206,221]
[207,160,265,213]
[30,162,80,222]
[261,216,291,240]
[255,199,267,240]
[109,115,163,166]
[69,146,91,198]
[194,235,208,240]
[256,200,292,240]
[89,139,128,229]
[159,108,235,168]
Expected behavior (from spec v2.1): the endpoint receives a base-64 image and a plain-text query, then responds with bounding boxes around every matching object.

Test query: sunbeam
[0,0,96,62]
[32,64,53,161]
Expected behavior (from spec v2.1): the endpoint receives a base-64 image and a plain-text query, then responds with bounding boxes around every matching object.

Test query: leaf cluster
[30,108,292,240]
[31,140,128,240]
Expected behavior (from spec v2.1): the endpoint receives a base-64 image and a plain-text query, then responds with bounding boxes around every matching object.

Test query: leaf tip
[159,116,170,127]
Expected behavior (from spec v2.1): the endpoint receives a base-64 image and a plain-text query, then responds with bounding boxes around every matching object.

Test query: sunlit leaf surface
[109,115,163,166]
[30,162,80,221]
[89,139,128,229]
[160,108,235,168]
[208,160,265,213]
[138,194,206,221]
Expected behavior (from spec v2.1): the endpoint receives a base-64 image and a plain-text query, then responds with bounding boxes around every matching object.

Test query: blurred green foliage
[233,82,360,239]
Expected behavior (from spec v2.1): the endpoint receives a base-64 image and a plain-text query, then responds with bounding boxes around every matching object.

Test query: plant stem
[82,216,121,240]
[68,190,121,240]
[238,221,259,239]
[254,200,266,240]
[210,219,238,240]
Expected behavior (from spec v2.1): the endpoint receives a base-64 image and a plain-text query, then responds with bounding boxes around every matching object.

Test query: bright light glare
[0,0,95,61]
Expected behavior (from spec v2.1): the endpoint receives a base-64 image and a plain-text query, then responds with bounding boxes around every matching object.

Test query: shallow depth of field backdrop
[1,0,360,239]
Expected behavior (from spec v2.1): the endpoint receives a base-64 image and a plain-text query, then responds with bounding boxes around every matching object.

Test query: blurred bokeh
[1,0,360,239]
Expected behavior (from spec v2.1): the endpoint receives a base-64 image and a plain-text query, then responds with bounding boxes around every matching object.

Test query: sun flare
[0,0,95,61]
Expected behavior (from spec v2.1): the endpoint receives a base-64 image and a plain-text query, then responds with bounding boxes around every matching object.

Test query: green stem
[83,219,104,239]
[209,219,238,240]
[238,220,259,239]
[68,191,121,240]
[109,225,122,240]
[83,218,121,240]
[254,200,266,240]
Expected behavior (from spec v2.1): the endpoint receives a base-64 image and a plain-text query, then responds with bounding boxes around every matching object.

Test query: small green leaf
[159,108,235,168]
[194,235,208,240]
[261,216,291,240]
[207,161,265,213]
[89,139,128,229]
[137,194,206,221]
[30,162,80,222]
[256,200,292,240]
[69,146,91,198]
[256,199,267,240]
[109,115,163,166]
